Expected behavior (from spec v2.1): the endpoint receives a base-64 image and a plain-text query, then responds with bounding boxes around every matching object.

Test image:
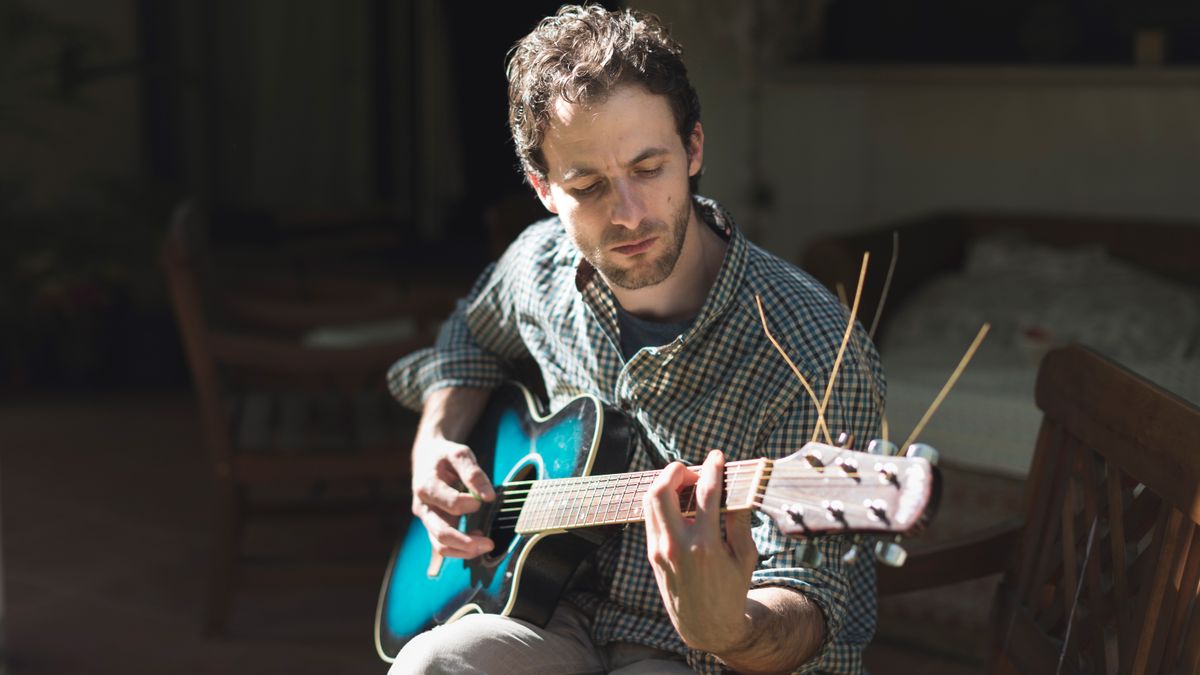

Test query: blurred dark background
[4,0,1200,393]
[2,1,1199,673]
[2,0,570,392]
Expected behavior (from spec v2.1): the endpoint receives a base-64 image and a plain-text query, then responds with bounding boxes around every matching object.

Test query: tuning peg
[796,543,824,567]
[873,461,899,488]
[874,538,908,567]
[836,456,860,477]
[863,498,890,525]
[905,442,939,466]
[835,432,855,448]
[867,439,898,456]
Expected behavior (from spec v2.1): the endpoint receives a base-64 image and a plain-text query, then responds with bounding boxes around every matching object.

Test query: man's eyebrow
[561,147,671,183]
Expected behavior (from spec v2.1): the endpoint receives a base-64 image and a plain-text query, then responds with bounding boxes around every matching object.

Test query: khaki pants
[388,602,695,674]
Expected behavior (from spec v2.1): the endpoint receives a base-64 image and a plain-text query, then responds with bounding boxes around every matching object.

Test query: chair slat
[1163,524,1200,670]
[1127,506,1184,674]
[1106,463,1132,646]
[1076,447,1110,674]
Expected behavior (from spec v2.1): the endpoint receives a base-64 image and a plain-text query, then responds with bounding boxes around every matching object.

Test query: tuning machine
[795,542,825,567]
[873,535,908,567]
[904,442,939,466]
[867,439,898,456]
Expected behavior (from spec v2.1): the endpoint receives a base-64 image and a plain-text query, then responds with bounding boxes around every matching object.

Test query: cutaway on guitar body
[374,383,635,663]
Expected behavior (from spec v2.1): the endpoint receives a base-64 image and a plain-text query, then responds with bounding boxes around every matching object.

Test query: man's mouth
[612,237,656,255]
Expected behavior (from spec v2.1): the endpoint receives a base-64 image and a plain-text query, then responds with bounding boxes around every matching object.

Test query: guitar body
[374,383,635,662]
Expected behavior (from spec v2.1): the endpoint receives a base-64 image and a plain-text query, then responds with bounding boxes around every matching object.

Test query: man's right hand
[409,387,496,559]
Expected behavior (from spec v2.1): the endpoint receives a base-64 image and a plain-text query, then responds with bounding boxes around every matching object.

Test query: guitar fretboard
[514,459,768,534]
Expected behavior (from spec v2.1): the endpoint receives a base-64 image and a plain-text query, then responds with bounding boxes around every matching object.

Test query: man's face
[531,85,703,290]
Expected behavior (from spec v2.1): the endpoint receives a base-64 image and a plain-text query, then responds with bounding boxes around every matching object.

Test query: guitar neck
[514,459,769,534]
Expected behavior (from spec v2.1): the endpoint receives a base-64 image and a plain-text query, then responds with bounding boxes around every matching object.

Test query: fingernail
[479,541,493,554]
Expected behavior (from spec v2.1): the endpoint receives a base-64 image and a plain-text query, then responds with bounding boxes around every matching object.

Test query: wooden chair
[877,345,1200,674]
[160,203,450,635]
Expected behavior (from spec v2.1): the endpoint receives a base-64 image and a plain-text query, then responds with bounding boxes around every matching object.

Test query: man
[387,5,883,673]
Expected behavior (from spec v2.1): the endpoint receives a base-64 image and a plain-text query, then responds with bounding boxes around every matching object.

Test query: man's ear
[686,122,705,178]
[527,172,558,214]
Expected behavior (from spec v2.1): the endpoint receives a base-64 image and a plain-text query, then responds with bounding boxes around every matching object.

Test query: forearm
[415,386,493,450]
[387,261,522,412]
[714,587,826,675]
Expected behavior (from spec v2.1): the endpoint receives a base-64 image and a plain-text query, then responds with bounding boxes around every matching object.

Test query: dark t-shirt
[615,302,695,361]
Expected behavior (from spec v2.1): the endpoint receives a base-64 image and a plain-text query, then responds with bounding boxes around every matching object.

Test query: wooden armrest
[223,285,461,332]
[877,517,1022,596]
[209,331,430,377]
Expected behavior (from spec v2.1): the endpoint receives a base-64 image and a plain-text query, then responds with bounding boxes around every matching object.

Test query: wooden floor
[0,388,982,674]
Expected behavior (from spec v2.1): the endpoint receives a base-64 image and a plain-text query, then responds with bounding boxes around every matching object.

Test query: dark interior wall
[0,0,583,392]
[437,1,578,234]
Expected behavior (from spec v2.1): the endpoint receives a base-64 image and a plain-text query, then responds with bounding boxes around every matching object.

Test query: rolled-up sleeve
[388,253,533,410]
[731,347,883,674]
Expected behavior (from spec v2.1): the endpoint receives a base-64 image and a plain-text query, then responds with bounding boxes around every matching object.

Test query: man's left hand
[643,449,760,654]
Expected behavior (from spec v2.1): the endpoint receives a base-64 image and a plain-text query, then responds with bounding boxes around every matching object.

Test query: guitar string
[483,455,914,529]
[488,469,898,513]
[477,461,913,529]
[490,495,891,528]
[492,467,898,495]
[496,475,870,493]
[487,494,902,530]
[491,498,875,524]
[491,477,895,510]
[499,455,910,481]
[491,473,896,504]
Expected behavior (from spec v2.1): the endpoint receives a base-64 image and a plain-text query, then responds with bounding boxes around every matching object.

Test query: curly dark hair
[505,4,702,193]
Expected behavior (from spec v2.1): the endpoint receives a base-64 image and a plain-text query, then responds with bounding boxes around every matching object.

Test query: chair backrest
[160,203,236,473]
[993,345,1200,674]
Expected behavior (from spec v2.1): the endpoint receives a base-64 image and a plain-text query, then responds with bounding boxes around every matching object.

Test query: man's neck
[608,204,728,323]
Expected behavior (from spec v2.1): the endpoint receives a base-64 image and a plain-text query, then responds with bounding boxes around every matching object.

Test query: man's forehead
[549,95,588,127]
[542,86,679,177]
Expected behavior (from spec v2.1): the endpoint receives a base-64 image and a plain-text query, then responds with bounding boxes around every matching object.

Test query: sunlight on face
[537,86,699,290]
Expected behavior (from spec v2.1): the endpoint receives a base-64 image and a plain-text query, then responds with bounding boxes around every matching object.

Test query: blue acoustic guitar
[374,383,939,662]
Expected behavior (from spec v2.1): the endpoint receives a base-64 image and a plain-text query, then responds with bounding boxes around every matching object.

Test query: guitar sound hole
[483,462,538,563]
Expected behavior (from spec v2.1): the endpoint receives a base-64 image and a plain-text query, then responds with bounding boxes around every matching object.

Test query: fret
[587,476,601,526]
[600,474,615,524]
[566,478,581,528]
[516,460,770,533]
[599,475,614,522]
[582,478,595,527]
[573,479,588,528]
[589,478,602,525]
[623,474,640,522]
[579,478,592,526]
[597,473,617,524]
[555,480,568,529]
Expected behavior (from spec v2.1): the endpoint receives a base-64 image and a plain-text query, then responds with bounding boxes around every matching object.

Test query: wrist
[709,610,754,654]
[418,386,491,443]
[710,589,825,675]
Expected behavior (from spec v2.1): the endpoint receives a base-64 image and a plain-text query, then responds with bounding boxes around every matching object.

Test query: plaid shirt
[389,197,884,674]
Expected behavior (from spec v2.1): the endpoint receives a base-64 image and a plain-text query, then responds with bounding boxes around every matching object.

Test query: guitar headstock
[761,441,940,538]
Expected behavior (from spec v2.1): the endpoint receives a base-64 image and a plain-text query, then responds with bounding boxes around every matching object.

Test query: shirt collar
[572,195,748,341]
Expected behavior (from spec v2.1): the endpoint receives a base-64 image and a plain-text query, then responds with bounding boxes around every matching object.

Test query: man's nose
[609,179,646,230]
